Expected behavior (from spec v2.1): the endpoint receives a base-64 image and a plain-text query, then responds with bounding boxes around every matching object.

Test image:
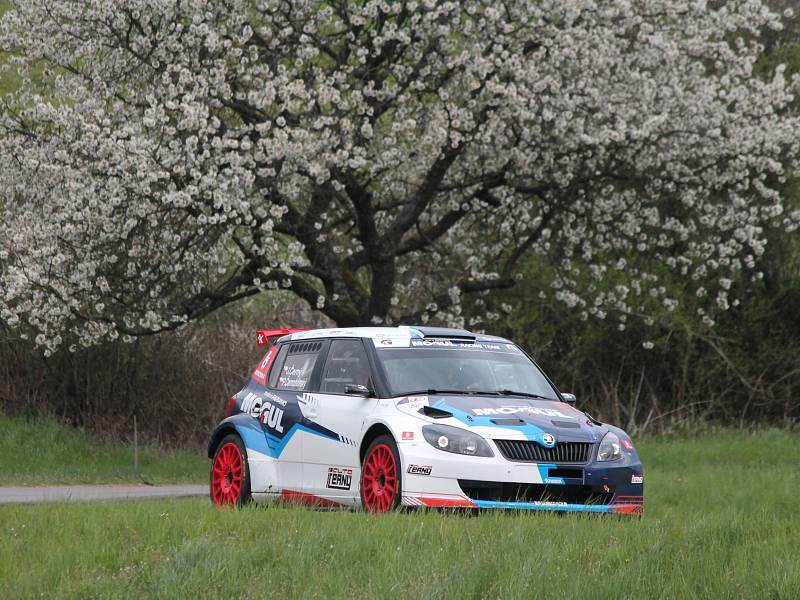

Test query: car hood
[394,393,604,442]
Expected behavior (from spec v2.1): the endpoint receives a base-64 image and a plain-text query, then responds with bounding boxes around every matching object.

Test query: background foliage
[0,1,798,444]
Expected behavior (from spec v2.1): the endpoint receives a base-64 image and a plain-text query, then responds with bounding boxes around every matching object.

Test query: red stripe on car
[280,489,342,508]
[418,496,476,508]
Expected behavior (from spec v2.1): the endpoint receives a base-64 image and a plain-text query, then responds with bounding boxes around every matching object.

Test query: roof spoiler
[256,328,310,349]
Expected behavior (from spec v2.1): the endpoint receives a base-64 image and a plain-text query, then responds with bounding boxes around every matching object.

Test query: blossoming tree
[1,0,798,351]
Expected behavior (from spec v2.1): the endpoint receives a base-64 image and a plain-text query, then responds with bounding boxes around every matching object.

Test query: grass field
[0,416,207,485]
[1,430,798,598]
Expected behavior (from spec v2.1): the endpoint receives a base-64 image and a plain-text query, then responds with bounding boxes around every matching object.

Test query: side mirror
[561,393,577,405]
[344,383,371,397]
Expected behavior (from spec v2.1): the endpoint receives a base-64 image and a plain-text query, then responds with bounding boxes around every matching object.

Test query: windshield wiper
[392,389,483,397]
[497,389,554,400]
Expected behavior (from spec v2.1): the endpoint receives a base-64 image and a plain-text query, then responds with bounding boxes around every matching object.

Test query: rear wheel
[210,434,252,507]
[360,435,401,513]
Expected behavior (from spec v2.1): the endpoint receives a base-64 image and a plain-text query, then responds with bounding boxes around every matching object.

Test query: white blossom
[0,1,797,350]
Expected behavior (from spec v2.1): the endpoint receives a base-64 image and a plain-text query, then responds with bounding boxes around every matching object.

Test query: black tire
[360,434,402,512]
[210,433,252,507]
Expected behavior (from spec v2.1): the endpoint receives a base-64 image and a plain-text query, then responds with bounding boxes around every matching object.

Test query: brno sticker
[327,467,353,490]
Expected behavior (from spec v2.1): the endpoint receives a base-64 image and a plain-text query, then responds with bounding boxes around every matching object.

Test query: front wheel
[210,434,252,507]
[360,435,402,513]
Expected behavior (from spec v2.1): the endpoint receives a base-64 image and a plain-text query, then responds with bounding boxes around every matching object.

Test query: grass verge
[0,415,207,485]
[1,430,798,598]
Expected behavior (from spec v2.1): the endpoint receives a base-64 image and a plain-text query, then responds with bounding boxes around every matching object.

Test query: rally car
[208,326,644,515]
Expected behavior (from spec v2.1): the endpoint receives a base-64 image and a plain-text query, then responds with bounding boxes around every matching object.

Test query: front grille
[458,480,613,505]
[494,440,592,463]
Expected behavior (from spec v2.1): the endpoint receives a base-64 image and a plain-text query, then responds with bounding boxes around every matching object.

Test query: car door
[302,338,379,503]
[260,339,326,496]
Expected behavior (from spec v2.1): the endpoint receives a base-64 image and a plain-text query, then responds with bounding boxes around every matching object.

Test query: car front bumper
[398,439,644,515]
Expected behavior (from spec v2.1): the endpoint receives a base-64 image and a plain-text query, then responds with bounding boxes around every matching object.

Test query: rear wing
[256,328,309,349]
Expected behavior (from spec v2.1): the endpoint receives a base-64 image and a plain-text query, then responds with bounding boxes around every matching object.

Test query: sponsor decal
[622,439,635,450]
[541,433,556,446]
[411,339,454,347]
[533,501,568,506]
[631,474,644,484]
[401,431,415,441]
[326,467,353,490]
[371,332,411,348]
[259,403,285,433]
[409,339,503,350]
[407,464,432,476]
[472,406,574,419]
[241,392,263,416]
[372,335,410,348]
[544,477,564,484]
[263,390,287,407]
[243,391,289,428]
[396,395,429,408]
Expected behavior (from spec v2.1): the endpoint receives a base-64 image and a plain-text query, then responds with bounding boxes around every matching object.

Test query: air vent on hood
[551,420,580,429]
[419,406,453,419]
[491,418,526,426]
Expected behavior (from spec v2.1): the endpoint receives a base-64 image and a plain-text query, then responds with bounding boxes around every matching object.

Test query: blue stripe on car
[237,421,340,459]
[431,399,550,445]
[471,499,615,512]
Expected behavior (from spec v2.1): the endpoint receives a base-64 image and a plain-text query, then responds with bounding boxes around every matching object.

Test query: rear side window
[275,341,323,391]
[267,344,289,388]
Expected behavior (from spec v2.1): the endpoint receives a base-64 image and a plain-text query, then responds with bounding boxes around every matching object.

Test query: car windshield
[376,344,558,399]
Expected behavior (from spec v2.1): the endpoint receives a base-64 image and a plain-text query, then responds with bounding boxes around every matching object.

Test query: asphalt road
[0,484,208,505]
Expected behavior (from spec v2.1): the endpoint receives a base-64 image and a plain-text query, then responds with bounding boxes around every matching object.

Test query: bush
[0,296,327,447]
[482,234,800,433]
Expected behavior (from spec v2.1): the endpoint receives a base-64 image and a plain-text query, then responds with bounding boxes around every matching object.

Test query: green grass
[0,416,207,485]
[1,430,798,598]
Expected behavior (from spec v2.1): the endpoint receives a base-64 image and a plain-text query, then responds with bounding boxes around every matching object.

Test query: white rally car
[208,326,644,515]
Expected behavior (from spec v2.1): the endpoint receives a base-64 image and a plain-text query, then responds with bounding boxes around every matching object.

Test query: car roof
[279,325,512,346]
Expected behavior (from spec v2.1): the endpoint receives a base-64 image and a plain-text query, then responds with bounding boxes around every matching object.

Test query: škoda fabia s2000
[208,326,644,515]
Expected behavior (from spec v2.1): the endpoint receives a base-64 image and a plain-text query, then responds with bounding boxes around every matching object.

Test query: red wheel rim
[211,442,244,506]
[361,444,397,513]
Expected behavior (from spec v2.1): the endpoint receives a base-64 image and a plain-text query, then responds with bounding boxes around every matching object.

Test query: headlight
[597,432,622,461]
[421,424,494,457]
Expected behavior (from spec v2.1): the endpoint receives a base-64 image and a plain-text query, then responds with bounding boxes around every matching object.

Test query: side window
[267,344,290,388]
[275,341,323,391]
[321,339,372,395]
